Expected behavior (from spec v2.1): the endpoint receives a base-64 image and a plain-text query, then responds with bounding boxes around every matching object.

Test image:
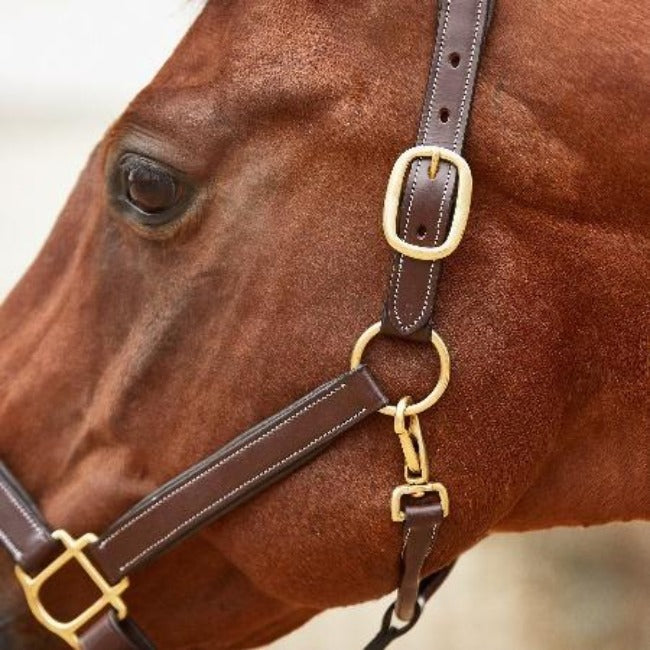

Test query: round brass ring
[350,321,450,417]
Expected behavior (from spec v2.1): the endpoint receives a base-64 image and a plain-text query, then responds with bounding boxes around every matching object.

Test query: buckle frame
[383,145,473,260]
[391,483,450,523]
[14,529,130,649]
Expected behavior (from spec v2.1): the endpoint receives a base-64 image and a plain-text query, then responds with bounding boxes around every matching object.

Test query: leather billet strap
[381,0,493,340]
[395,497,444,621]
[80,613,154,650]
[0,366,387,649]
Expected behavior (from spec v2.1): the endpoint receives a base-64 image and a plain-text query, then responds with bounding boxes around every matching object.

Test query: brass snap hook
[394,397,429,485]
[390,398,450,523]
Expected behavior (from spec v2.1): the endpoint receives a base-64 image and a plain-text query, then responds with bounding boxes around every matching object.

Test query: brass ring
[350,321,450,416]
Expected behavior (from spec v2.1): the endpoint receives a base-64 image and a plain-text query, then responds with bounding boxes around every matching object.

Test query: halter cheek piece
[0,1,493,648]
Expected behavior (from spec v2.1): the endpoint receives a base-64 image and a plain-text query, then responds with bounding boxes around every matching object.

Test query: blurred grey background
[1,2,648,648]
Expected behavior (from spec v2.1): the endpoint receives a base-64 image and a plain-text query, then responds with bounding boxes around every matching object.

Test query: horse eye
[117,154,185,225]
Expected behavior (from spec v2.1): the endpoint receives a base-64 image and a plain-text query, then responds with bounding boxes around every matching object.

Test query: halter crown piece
[0,2,493,648]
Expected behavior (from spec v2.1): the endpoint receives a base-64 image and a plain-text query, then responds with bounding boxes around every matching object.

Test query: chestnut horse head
[1,0,647,647]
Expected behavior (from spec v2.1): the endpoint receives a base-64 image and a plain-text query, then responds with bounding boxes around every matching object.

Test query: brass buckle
[14,530,130,649]
[391,483,450,523]
[383,145,472,260]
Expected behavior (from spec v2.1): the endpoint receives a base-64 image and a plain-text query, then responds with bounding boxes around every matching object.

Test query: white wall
[1,4,648,649]
[0,0,200,298]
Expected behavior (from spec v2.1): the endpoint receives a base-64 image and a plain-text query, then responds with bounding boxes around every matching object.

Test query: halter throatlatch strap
[381,0,493,341]
[0,366,387,649]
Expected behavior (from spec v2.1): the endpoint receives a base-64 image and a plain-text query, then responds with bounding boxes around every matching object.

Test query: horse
[0,0,648,647]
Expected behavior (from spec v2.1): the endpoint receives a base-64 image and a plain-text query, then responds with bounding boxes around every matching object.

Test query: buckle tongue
[14,529,130,649]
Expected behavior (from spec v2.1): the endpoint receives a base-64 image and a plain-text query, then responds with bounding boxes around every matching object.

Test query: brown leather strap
[364,561,455,650]
[395,497,444,621]
[0,462,59,575]
[86,365,386,584]
[80,612,154,650]
[364,496,447,650]
[381,0,493,340]
[0,366,387,648]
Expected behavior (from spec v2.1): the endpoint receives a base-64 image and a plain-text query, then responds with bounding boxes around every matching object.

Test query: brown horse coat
[0,0,648,647]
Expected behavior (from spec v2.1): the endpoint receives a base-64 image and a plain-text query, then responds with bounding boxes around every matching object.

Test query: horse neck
[493,211,649,530]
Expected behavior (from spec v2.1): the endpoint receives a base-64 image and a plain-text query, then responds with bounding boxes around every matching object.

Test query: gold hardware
[391,482,450,522]
[350,321,450,417]
[14,530,130,649]
[394,397,430,484]
[383,145,472,260]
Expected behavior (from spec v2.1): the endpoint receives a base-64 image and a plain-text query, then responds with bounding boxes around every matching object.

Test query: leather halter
[0,2,493,648]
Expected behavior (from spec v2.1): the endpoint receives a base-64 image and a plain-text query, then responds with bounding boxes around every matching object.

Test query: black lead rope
[365,602,423,650]
[364,562,456,649]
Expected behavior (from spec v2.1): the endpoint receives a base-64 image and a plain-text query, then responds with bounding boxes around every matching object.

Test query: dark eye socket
[116,154,187,226]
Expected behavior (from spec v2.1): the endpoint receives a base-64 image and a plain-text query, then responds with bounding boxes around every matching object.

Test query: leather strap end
[363,561,456,650]
[394,497,444,621]
[80,612,154,650]
[0,461,59,575]
[379,307,433,342]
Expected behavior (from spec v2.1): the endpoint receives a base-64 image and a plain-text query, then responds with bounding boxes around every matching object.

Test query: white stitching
[401,526,412,557]
[0,480,44,538]
[425,522,440,557]
[414,522,440,580]
[401,521,440,562]
[0,529,22,559]
[410,523,440,580]
[99,382,348,551]
[118,408,367,573]
[390,0,452,332]
[391,0,484,332]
